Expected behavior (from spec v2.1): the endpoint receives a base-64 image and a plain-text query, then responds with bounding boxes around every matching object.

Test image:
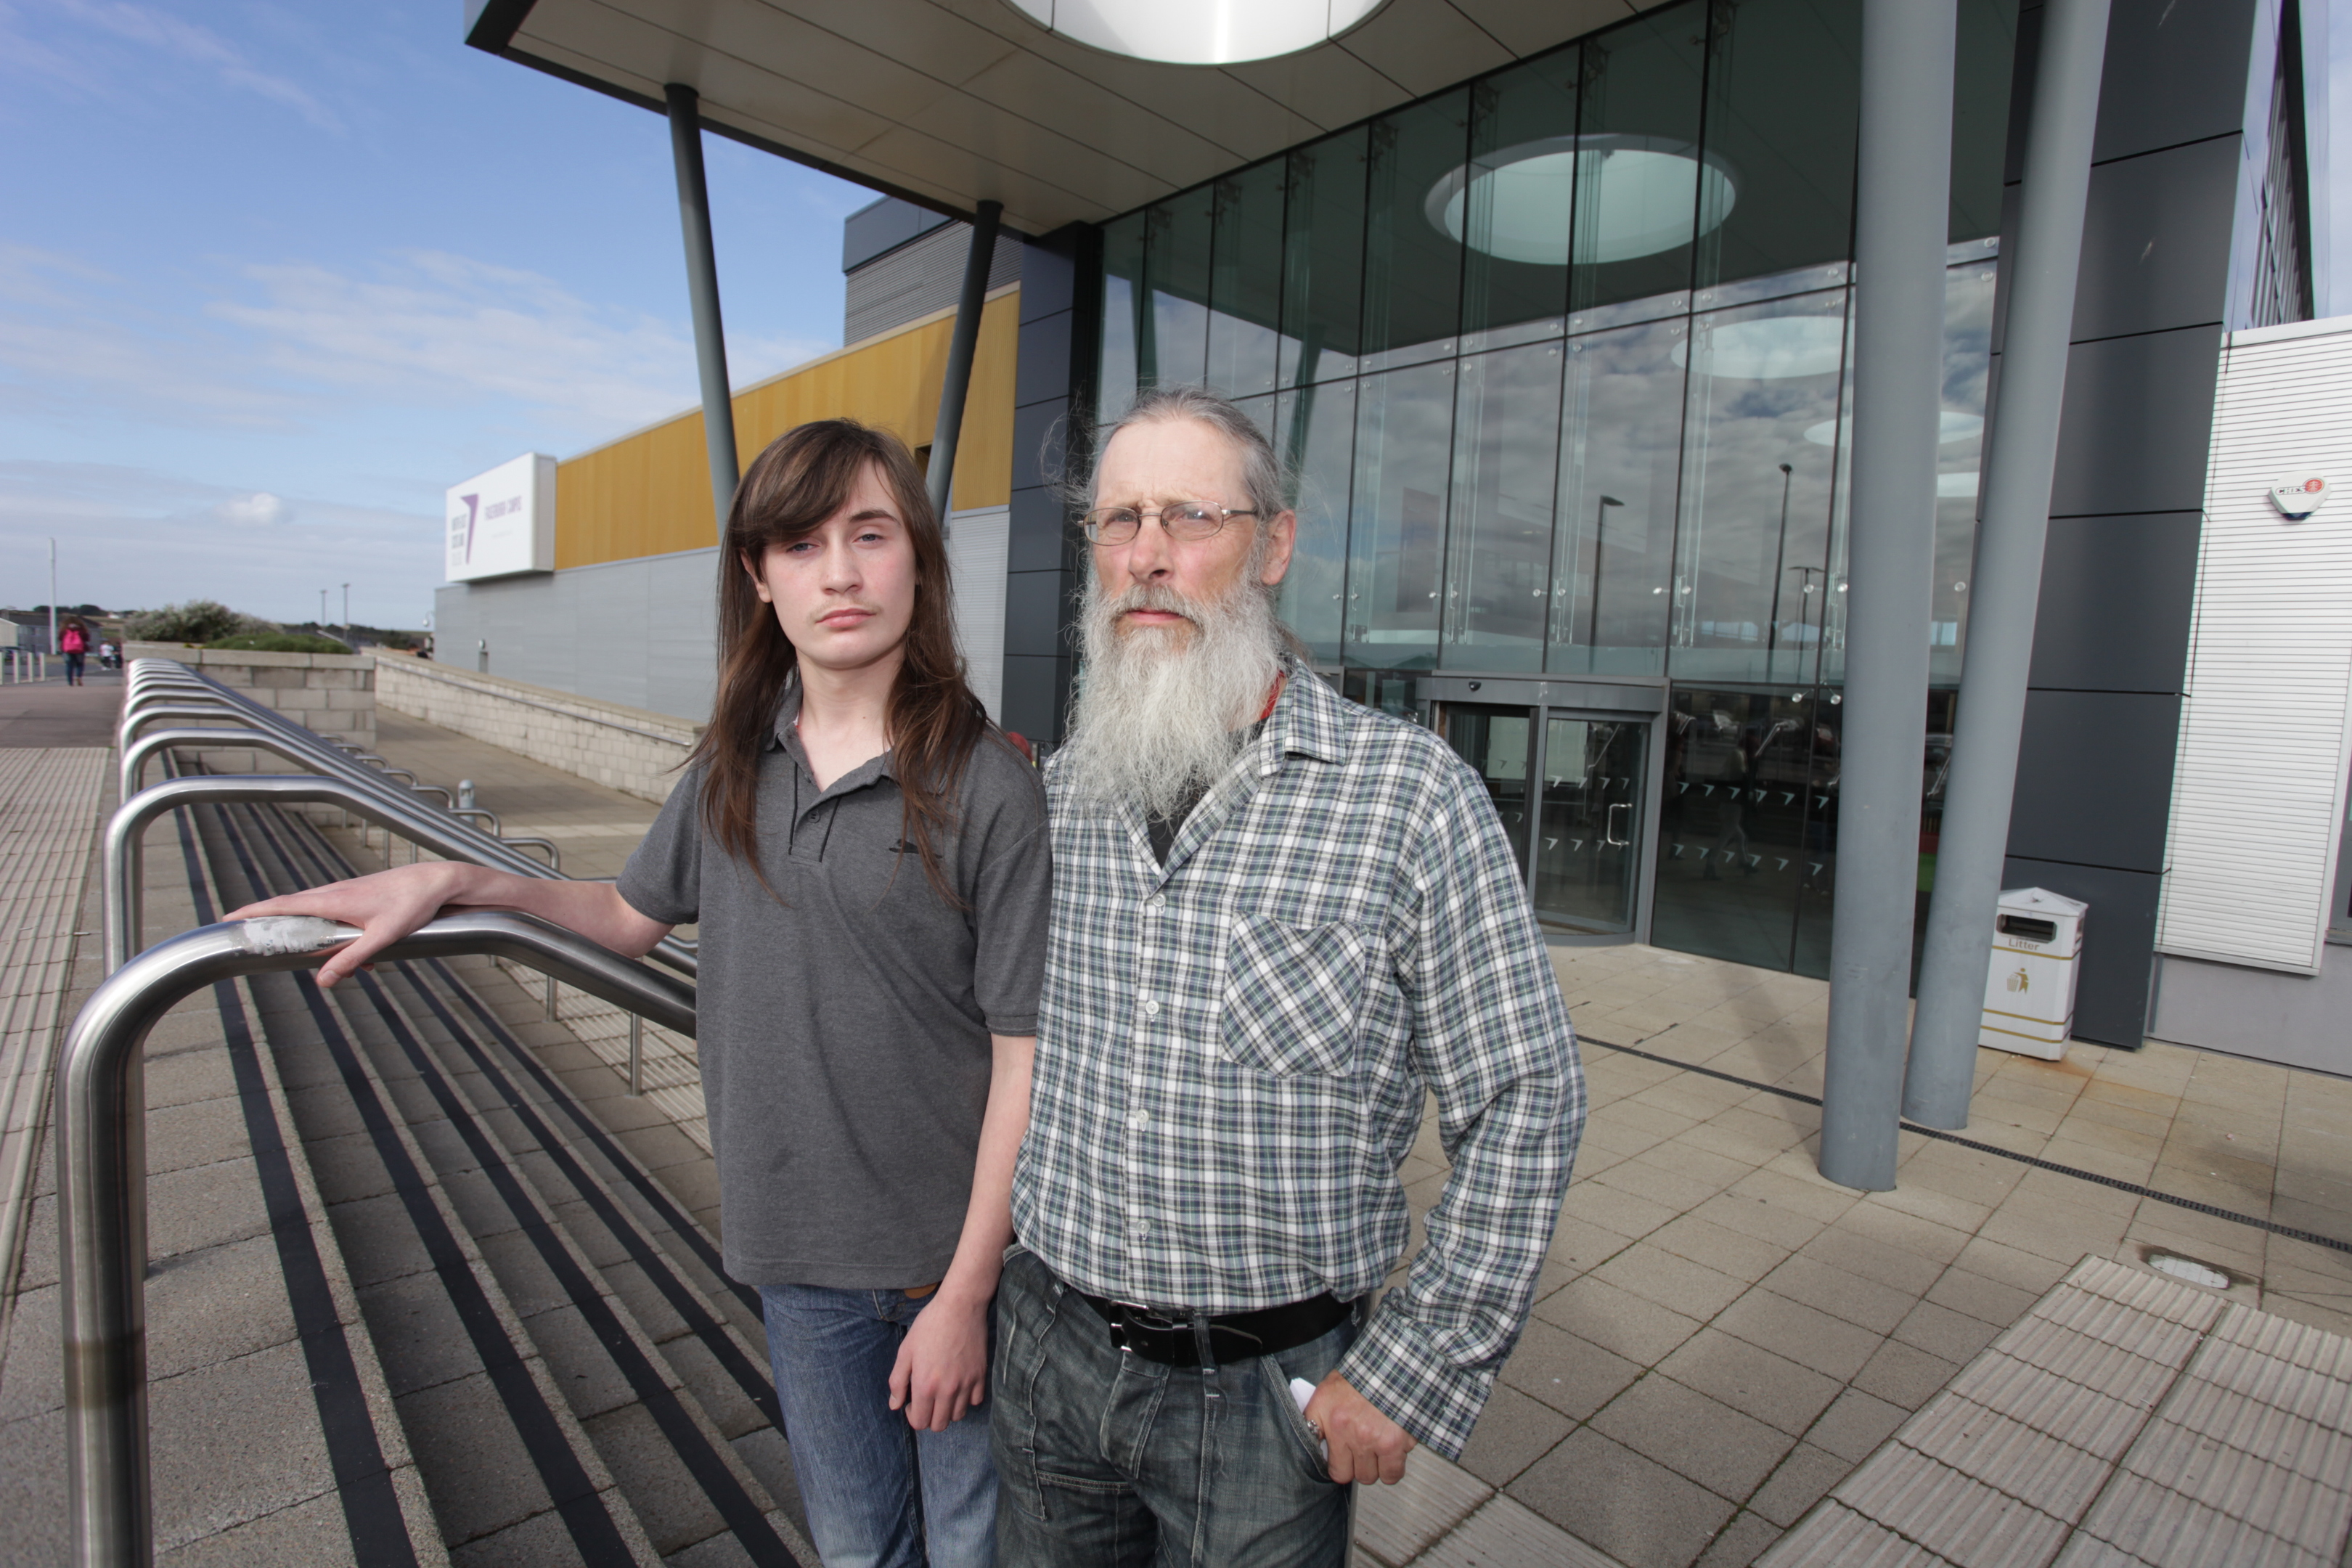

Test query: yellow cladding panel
[555,289,1019,569]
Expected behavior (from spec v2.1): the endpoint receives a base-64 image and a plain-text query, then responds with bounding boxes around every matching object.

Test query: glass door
[1532,713,1649,934]
[1442,704,1536,867]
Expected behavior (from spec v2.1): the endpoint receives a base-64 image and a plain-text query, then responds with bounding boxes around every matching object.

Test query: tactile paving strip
[1760,1256,2352,1567]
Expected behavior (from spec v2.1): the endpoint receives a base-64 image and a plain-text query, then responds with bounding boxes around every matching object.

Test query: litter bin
[1980,887,2086,1061]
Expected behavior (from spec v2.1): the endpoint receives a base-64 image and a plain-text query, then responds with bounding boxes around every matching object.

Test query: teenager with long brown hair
[232,420,1050,1567]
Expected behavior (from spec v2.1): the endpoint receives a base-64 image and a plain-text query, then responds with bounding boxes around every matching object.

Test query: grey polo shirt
[618,687,1050,1289]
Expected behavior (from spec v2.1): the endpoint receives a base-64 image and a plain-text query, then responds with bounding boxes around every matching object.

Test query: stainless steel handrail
[118,664,696,978]
[59,909,694,1567]
[118,706,248,748]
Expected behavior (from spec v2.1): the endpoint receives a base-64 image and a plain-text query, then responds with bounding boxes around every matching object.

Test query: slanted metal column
[1818,0,1959,1192]
[666,83,740,531]
[1905,0,2112,1129]
[927,200,1005,528]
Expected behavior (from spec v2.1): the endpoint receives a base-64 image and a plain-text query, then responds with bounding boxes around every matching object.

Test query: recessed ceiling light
[1428,135,1736,267]
[1670,316,1844,380]
[1003,0,1392,65]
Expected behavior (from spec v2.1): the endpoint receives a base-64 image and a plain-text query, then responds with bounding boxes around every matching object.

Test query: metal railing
[57,910,695,1568]
[115,662,682,971]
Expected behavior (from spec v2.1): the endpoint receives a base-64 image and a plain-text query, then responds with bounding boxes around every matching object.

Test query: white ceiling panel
[486,0,1656,229]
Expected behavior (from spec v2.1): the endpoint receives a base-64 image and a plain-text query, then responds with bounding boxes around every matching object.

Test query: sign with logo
[2269,476,2329,520]
[445,454,556,581]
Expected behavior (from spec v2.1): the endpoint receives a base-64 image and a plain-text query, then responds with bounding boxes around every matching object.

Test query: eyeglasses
[1080,502,1258,546]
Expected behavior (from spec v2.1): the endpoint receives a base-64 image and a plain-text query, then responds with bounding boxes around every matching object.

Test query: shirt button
[1133,1220,1152,1238]
[1148,894,1167,910]
[1143,999,1161,1016]
[1129,1110,1150,1130]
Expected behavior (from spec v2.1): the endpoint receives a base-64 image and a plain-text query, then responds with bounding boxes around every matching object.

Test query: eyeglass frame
[1079,501,1260,546]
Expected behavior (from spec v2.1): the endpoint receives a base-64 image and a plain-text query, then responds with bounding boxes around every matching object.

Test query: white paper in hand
[1289,1377,1328,1461]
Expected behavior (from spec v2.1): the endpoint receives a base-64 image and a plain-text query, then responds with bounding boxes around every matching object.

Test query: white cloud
[0,460,436,625]
[57,0,343,131]
[209,491,292,527]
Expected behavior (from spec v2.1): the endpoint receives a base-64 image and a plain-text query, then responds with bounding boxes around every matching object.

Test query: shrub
[203,633,353,655]
[124,600,274,643]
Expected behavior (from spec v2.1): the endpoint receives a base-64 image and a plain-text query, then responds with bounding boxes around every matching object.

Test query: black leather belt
[1075,1289,1352,1368]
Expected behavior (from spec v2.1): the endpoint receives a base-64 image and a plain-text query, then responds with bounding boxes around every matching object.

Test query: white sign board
[445,454,555,581]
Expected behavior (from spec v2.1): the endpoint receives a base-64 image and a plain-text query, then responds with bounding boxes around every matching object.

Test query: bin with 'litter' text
[1980,887,2086,1061]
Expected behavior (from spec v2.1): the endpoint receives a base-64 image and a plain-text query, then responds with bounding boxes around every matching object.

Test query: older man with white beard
[992,386,1583,1567]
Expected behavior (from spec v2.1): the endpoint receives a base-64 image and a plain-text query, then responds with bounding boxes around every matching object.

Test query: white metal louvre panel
[2157,319,2352,973]
[947,505,1010,725]
[844,226,1023,346]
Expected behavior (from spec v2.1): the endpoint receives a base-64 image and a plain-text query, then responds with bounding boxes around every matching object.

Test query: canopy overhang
[465,0,1667,235]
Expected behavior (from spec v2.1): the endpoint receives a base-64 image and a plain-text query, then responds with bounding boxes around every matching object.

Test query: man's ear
[1258,510,1299,588]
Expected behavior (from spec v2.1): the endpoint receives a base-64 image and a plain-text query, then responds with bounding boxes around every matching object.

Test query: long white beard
[1061,573,1286,822]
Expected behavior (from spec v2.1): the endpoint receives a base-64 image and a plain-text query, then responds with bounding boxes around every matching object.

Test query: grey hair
[1082,385,1289,522]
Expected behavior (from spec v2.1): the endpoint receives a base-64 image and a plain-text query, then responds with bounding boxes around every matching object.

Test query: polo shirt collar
[769,675,897,790]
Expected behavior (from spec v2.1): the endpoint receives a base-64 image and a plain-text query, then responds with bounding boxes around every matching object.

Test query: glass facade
[1093,0,2019,974]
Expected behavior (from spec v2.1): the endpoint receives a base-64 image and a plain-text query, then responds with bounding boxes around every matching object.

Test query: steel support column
[666,83,740,532]
[1904,0,2112,1129]
[1818,0,1959,1191]
[927,200,1004,528]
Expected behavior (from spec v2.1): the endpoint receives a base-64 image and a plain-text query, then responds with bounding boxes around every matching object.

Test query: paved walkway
[355,714,2352,1568]
[0,748,112,1349]
[0,671,123,748]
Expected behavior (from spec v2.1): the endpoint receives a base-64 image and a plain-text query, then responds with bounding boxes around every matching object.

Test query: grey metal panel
[843,196,954,271]
[844,222,1022,345]
[1008,486,1077,576]
[1003,570,1076,658]
[2091,0,2258,164]
[2006,690,2182,873]
[2151,949,2352,1072]
[571,560,647,712]
[1000,653,1073,745]
[1014,309,1074,407]
[1013,399,1074,494]
[430,551,720,724]
[2047,325,2224,516]
[2027,512,2200,693]
[2001,854,2161,1045]
[2070,136,2240,340]
[1019,236,1080,322]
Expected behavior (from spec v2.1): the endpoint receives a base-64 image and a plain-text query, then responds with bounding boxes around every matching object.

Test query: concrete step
[179,788,813,1564]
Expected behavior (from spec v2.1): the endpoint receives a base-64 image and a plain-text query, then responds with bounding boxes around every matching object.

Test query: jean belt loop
[1190,1310,1220,1387]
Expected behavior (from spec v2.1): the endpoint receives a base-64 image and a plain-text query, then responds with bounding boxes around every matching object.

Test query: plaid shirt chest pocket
[1217,912,1377,1077]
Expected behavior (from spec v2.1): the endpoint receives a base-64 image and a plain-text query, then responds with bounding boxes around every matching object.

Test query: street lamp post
[341,584,351,646]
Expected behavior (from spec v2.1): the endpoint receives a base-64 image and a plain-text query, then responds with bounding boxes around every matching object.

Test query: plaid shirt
[1013,663,1584,1458]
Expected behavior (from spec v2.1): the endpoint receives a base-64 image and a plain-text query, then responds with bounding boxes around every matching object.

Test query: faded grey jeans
[989,1246,1356,1567]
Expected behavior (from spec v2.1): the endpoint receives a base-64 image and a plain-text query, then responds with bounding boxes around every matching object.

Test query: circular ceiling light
[1426,135,1736,267]
[1003,0,1392,65]
[1670,316,1845,380]
[1802,412,1984,446]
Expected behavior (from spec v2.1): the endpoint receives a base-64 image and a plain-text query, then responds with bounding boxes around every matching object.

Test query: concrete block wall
[373,656,698,804]
[126,643,377,755]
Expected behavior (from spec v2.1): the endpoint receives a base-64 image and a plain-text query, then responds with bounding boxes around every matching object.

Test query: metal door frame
[1421,674,1667,947]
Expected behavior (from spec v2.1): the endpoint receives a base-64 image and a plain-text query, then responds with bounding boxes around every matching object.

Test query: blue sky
[4,2,2349,631]
[1,1,868,628]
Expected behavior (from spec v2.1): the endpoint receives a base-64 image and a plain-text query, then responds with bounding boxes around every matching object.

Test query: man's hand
[1304,1373,1415,1485]
[888,1290,990,1432]
[225,863,461,987]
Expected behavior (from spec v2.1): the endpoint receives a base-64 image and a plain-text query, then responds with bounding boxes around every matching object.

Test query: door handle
[1606,801,1630,847]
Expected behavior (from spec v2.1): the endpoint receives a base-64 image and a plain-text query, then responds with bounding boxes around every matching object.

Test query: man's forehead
[1096,418,1250,497]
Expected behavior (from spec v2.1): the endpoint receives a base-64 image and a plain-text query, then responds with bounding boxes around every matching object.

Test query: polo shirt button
[1129,1110,1150,1130]
[1143,999,1160,1016]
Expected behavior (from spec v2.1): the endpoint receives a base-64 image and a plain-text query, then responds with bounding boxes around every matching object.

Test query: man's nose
[1124,517,1177,581]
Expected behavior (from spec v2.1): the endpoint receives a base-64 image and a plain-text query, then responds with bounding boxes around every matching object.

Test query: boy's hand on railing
[226,863,465,987]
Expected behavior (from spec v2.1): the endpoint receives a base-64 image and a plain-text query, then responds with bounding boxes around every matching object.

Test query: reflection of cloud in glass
[1802,411,1984,446]
[1673,315,1844,380]
[1429,136,1737,266]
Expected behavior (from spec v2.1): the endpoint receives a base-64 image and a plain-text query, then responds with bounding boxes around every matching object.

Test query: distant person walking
[59,618,88,685]
[230,420,1048,1568]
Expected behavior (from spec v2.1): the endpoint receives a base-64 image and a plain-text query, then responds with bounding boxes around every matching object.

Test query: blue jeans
[989,1246,1356,1567]
[761,1283,999,1568]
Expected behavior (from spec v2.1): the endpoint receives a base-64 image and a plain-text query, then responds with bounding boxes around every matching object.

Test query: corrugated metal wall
[946,505,1009,724]
[2157,317,2352,974]
[846,224,1022,346]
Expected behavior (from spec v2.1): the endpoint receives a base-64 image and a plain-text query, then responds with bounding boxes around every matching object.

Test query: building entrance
[1426,676,1665,939]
